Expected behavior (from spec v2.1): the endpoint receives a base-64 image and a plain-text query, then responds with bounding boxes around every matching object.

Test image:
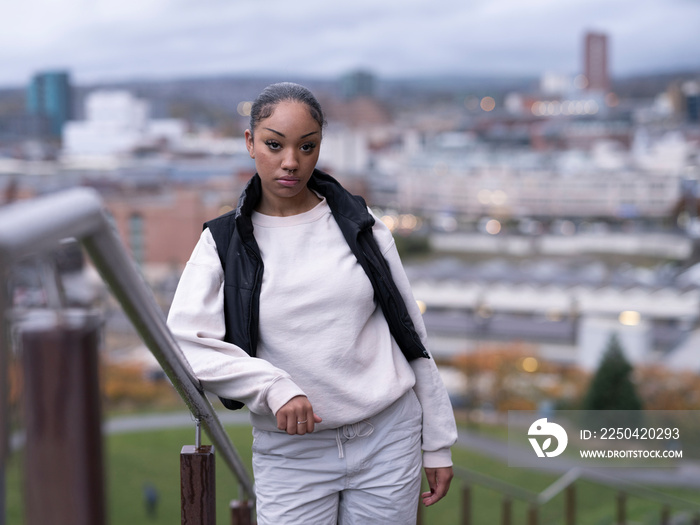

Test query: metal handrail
[0,187,255,502]
[453,465,539,504]
[537,467,580,505]
[583,468,700,514]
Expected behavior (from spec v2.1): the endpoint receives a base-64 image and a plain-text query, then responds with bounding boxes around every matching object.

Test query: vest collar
[235,169,374,233]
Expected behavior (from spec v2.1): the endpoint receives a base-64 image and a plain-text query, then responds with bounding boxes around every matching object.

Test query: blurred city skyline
[3,0,700,87]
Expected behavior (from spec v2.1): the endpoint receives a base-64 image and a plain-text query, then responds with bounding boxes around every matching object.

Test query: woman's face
[245,101,322,212]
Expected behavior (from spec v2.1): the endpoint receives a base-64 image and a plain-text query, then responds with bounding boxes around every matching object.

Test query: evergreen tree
[582,333,644,412]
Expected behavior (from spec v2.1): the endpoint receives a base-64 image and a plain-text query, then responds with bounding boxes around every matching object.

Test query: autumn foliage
[634,366,700,410]
[101,361,181,411]
[448,342,589,412]
[447,341,700,412]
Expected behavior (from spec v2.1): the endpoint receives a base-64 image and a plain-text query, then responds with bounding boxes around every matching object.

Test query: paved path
[103,410,251,435]
[10,410,251,451]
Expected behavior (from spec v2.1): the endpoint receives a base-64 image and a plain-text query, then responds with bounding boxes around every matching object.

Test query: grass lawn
[6,422,700,524]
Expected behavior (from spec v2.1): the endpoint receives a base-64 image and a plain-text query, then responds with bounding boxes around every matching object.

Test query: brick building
[104,180,245,275]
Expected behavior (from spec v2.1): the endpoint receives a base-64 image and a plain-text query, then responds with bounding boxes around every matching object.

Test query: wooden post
[461,483,472,525]
[0,280,9,525]
[230,499,253,525]
[528,504,538,525]
[565,484,576,525]
[616,492,626,525]
[181,445,216,525]
[461,485,472,525]
[501,496,512,525]
[21,311,105,525]
[660,505,670,525]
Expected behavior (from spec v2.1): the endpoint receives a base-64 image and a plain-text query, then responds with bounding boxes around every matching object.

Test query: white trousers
[252,390,423,525]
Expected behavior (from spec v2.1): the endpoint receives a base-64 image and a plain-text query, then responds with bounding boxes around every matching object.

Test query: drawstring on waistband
[335,420,374,459]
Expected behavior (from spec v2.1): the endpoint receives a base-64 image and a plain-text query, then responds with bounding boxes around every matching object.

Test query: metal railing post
[195,418,202,450]
[20,310,105,525]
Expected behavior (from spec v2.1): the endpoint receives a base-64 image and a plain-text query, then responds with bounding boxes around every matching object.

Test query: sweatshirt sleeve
[370,212,458,468]
[166,228,306,416]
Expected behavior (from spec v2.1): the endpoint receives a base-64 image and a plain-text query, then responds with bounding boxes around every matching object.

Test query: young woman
[167,82,457,524]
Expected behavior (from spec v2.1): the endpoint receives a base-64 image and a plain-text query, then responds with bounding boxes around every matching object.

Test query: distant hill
[612,69,700,98]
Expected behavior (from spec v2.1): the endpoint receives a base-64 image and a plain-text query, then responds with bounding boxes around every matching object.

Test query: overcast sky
[3,0,699,87]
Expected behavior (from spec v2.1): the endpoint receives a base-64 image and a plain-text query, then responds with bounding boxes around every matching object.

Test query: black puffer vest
[204,169,429,410]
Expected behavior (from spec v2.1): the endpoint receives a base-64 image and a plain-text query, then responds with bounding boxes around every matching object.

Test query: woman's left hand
[421,466,454,506]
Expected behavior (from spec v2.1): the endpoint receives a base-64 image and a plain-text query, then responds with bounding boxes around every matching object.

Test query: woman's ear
[244,129,255,159]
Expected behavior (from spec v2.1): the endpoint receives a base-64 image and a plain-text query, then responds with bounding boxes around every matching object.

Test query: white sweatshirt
[167,197,457,467]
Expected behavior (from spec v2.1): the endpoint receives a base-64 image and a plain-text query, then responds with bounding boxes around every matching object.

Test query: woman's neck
[256,187,322,217]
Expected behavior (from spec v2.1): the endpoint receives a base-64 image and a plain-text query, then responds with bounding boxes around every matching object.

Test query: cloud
[1,0,698,86]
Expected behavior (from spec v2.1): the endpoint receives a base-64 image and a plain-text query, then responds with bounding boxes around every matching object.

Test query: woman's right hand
[275,395,322,435]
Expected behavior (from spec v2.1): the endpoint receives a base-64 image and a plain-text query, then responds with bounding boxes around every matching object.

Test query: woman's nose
[281,150,299,170]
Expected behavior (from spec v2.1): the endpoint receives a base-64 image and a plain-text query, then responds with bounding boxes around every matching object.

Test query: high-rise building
[340,70,376,100]
[583,32,609,92]
[683,81,700,123]
[26,70,73,139]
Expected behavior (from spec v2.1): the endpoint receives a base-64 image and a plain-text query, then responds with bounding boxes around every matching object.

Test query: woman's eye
[301,143,317,153]
[265,140,281,150]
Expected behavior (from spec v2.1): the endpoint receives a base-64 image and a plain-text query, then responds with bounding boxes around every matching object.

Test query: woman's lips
[277,177,300,187]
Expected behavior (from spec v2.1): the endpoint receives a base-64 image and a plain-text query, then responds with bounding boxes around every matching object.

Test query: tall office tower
[583,32,609,92]
[340,70,376,100]
[683,81,700,123]
[27,70,73,139]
